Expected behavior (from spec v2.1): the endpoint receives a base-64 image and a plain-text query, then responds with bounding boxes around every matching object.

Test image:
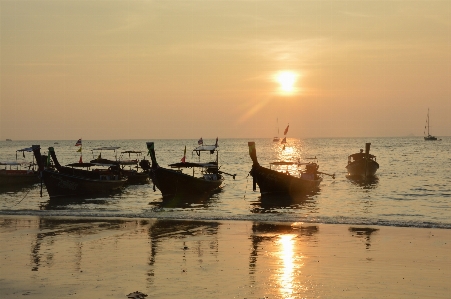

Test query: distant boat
[424,108,439,141]
[272,118,280,142]
[346,143,379,178]
[6,139,12,141]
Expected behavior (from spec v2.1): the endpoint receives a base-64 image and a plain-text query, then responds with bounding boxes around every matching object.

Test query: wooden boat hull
[249,164,322,195]
[150,167,223,198]
[0,170,39,186]
[90,160,150,185]
[123,171,150,184]
[346,159,379,178]
[40,169,127,198]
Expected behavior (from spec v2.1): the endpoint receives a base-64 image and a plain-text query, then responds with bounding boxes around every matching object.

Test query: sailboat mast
[424,108,438,141]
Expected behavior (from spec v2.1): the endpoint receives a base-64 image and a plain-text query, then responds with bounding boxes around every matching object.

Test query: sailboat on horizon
[272,118,280,142]
[424,108,439,141]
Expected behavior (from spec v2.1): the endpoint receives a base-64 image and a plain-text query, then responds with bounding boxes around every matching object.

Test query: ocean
[1,137,450,229]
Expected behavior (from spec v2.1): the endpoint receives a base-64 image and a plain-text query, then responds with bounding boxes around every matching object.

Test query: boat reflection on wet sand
[26,217,154,273]
[348,227,379,250]
[146,219,220,281]
[2,217,450,299]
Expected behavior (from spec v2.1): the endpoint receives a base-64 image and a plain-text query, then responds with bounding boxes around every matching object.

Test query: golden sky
[1,0,450,140]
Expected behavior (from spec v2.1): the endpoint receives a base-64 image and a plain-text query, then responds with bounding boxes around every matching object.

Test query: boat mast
[427,108,430,136]
[364,143,371,178]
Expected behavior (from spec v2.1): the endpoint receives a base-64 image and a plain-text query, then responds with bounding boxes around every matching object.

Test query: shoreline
[2,211,451,230]
[1,215,450,298]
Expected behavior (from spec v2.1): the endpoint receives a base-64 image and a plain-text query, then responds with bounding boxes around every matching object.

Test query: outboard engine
[109,163,121,172]
[139,159,151,171]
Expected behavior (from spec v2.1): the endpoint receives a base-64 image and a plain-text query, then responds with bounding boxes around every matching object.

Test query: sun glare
[277,234,298,298]
[274,71,299,95]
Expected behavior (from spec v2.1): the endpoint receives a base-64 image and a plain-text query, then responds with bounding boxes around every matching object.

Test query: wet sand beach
[0,216,450,299]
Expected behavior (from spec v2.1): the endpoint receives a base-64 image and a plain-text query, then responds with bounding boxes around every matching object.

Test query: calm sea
[1,137,450,229]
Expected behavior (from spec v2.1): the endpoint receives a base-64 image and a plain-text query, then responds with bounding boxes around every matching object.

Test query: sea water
[0,137,450,228]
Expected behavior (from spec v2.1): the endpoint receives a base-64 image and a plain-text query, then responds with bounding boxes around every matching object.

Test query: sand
[0,216,450,299]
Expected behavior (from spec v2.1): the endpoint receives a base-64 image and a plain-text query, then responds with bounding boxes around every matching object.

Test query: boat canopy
[120,150,142,161]
[298,162,316,166]
[16,147,33,152]
[66,162,97,168]
[169,162,218,168]
[92,147,120,151]
[121,150,142,157]
[193,145,218,152]
[270,161,298,166]
[91,157,137,166]
[91,163,118,167]
[15,147,35,160]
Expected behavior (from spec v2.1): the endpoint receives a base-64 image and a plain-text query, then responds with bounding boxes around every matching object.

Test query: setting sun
[275,71,298,95]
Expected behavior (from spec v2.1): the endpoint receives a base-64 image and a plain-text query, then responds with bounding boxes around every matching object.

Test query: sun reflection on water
[271,139,304,175]
[273,139,303,160]
[277,234,303,298]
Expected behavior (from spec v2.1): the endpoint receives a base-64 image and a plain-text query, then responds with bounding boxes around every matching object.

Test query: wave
[1,210,450,230]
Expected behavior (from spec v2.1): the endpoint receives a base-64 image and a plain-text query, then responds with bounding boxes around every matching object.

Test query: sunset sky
[1,0,450,140]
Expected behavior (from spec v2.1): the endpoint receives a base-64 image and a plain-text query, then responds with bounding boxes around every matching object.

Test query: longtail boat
[146,140,235,199]
[0,147,39,186]
[248,142,333,196]
[346,143,379,178]
[119,151,150,184]
[32,145,127,198]
[90,147,150,184]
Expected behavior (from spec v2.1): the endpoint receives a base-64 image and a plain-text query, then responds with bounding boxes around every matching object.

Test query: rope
[39,172,43,197]
[243,173,249,200]
[14,189,31,206]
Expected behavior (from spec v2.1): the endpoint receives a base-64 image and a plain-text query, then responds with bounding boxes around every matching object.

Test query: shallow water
[1,137,450,228]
